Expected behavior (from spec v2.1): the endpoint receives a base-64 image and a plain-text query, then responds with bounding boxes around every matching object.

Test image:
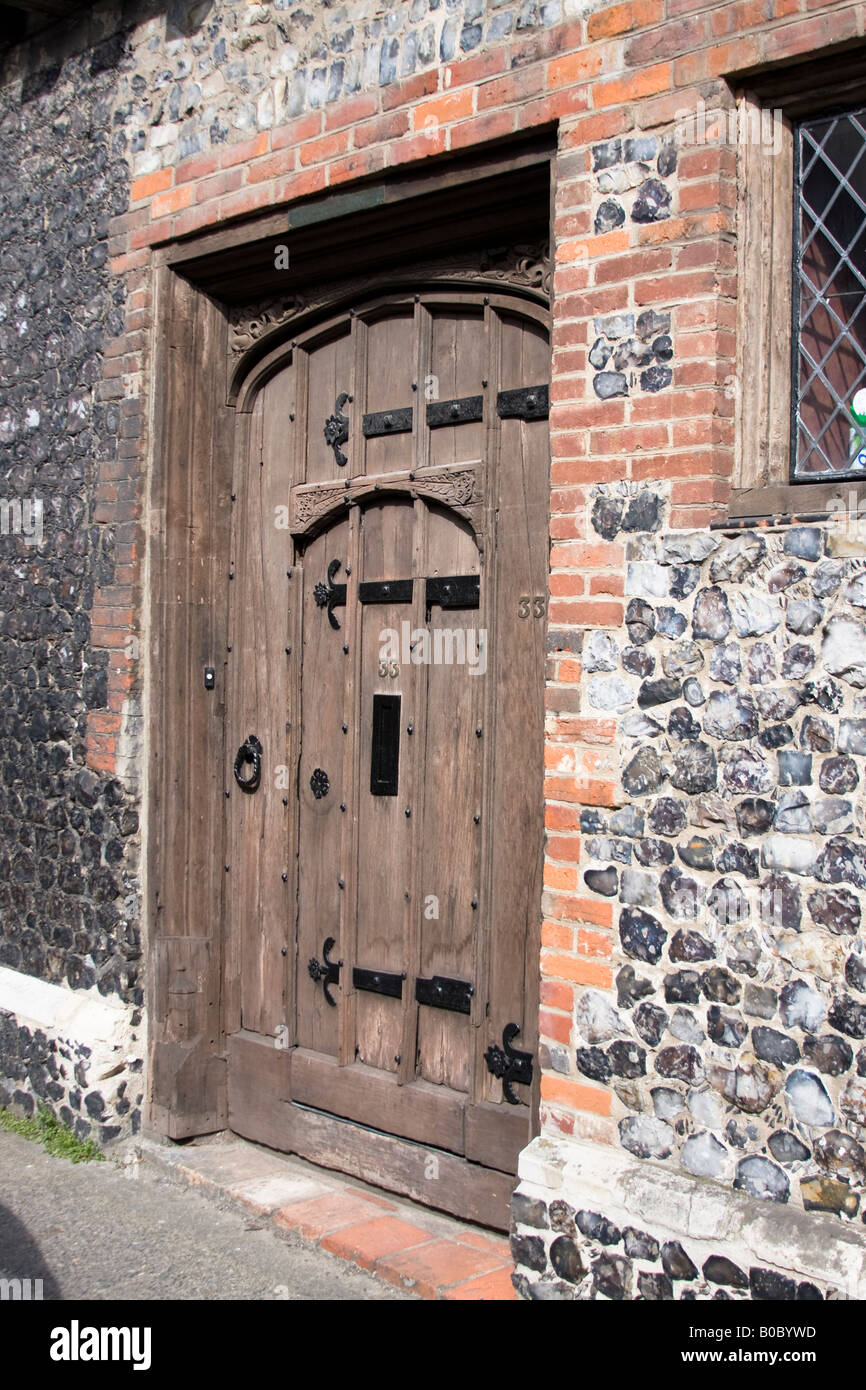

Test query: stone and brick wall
[2,0,866,1293]
[521,502,866,1298]
[0,27,142,1141]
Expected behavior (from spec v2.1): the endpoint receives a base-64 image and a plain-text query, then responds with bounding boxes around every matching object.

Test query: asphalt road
[0,1128,410,1301]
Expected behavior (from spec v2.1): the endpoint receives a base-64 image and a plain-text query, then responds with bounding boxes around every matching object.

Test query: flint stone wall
[519,491,866,1296]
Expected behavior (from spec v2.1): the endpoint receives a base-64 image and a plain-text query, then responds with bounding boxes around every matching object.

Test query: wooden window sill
[726,480,866,523]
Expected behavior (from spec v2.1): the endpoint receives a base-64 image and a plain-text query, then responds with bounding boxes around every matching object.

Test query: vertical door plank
[296,516,350,1054]
[227,398,267,1034]
[223,404,253,1042]
[398,493,428,1086]
[427,306,486,470]
[303,325,354,485]
[416,503,481,1093]
[482,309,549,1111]
[361,308,416,476]
[149,273,232,1137]
[353,499,417,1072]
[228,366,294,1036]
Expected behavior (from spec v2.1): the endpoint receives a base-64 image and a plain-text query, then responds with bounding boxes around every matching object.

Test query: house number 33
[518,595,546,619]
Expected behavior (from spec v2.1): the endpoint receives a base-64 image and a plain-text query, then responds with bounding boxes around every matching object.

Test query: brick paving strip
[136,1134,516,1301]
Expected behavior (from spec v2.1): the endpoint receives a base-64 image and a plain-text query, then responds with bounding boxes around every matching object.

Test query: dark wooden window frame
[144,132,555,1205]
[730,44,866,520]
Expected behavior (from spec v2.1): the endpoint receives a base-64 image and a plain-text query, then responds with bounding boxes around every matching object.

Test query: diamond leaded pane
[793,106,866,479]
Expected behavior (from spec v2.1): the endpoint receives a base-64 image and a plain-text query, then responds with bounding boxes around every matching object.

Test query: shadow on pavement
[0,1202,62,1299]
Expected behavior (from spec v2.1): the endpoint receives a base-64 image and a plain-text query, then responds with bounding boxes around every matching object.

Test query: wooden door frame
[144,133,556,1226]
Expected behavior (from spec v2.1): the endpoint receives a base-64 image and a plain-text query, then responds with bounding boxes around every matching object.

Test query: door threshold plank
[465,1100,530,1173]
[227,1039,515,1229]
[290,1049,465,1155]
[281,1102,513,1231]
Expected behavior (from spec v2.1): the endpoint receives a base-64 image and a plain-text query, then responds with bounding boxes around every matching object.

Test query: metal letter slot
[353,967,405,999]
[426,395,483,429]
[371,693,401,796]
[415,975,474,1015]
[496,384,549,420]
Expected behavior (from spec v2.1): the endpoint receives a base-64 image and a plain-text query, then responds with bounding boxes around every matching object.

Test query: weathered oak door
[225,288,549,1207]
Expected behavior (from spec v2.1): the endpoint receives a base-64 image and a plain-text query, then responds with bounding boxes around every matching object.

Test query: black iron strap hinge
[359,579,414,604]
[360,576,479,607]
[415,975,474,1015]
[316,566,479,626]
[426,395,484,428]
[426,575,479,610]
[353,966,405,999]
[496,384,549,420]
[363,407,413,438]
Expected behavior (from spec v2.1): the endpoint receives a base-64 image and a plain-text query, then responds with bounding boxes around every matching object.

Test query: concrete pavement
[0,1127,411,1300]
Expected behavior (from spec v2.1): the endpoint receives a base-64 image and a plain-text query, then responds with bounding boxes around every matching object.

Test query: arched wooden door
[224,288,549,1218]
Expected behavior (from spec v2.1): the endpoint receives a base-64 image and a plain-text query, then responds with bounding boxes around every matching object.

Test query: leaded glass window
[792,106,866,478]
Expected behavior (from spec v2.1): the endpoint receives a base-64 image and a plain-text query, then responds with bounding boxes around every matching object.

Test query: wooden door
[224,289,549,1212]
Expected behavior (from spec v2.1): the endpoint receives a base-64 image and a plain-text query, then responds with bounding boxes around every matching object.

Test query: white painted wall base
[517,1134,866,1299]
[0,965,142,1136]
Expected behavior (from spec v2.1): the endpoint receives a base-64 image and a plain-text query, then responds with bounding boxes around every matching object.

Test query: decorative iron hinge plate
[362,407,413,438]
[496,384,549,420]
[323,393,350,466]
[485,1023,533,1104]
[415,975,475,1015]
[353,966,406,999]
[313,559,347,629]
[426,395,483,429]
[308,937,342,1007]
[309,767,330,799]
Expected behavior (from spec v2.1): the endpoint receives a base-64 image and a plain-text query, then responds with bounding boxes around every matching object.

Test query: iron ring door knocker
[234,735,263,794]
